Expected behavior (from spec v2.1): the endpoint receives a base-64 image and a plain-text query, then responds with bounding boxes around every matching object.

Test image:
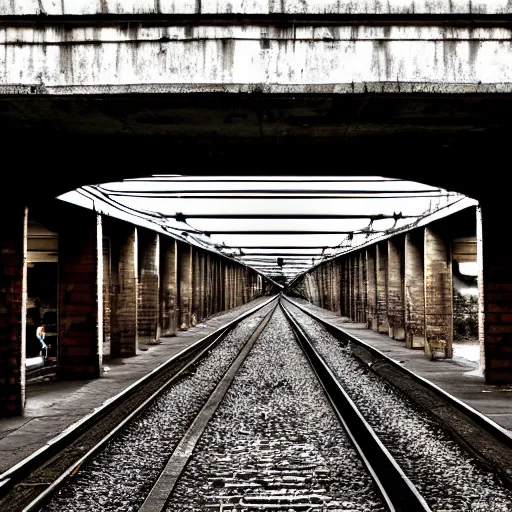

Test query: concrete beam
[58,207,102,377]
[0,207,27,416]
[424,225,453,358]
[404,230,425,349]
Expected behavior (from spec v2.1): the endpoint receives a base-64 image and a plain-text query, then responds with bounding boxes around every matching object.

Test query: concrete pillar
[425,225,453,358]
[477,206,485,375]
[102,234,111,354]
[178,242,193,330]
[359,252,367,323]
[342,258,350,318]
[213,259,220,314]
[349,257,355,320]
[58,209,102,377]
[138,230,159,343]
[388,236,405,340]
[199,252,206,319]
[477,202,512,382]
[376,242,389,333]
[160,237,178,336]
[0,207,27,416]
[404,231,425,349]
[191,249,203,325]
[205,254,212,317]
[366,247,377,331]
[110,223,138,357]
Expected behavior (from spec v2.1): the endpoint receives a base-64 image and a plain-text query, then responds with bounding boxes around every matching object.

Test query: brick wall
[58,208,102,377]
[0,207,26,415]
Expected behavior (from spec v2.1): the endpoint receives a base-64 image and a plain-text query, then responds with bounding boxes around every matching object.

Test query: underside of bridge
[1,4,512,416]
[2,92,511,204]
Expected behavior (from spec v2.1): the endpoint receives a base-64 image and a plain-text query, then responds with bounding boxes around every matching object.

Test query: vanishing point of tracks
[3,295,512,511]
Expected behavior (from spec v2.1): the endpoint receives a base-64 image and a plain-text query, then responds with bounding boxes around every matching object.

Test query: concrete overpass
[1,1,512,415]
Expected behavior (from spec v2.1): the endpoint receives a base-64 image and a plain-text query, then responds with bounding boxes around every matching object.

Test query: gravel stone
[165,307,386,512]
[285,302,512,512]
[43,302,277,512]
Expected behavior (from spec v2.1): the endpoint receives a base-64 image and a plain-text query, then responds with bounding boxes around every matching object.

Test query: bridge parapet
[0,19,511,94]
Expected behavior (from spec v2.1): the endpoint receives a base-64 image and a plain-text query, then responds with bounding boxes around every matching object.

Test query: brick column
[366,247,377,331]
[0,207,27,416]
[138,230,159,343]
[388,236,405,340]
[375,242,389,333]
[477,203,512,383]
[58,208,102,378]
[160,237,178,337]
[110,223,138,357]
[178,242,193,330]
[425,225,453,358]
[405,230,425,349]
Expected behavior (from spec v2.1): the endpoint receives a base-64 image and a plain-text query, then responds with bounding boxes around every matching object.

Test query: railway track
[5,295,512,511]
[0,296,279,512]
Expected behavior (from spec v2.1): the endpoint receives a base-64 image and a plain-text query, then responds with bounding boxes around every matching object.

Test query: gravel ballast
[165,307,386,512]
[43,302,277,512]
[284,301,512,512]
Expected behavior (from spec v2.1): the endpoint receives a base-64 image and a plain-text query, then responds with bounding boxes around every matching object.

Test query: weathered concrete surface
[0,25,512,93]
[1,0,512,15]
[387,236,405,340]
[109,222,138,358]
[366,247,377,331]
[425,225,453,358]
[375,242,389,334]
[138,230,159,343]
[404,230,425,349]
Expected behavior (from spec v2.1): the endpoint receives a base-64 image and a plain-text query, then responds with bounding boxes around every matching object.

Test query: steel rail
[281,295,512,448]
[280,301,432,512]
[0,295,279,512]
[139,302,279,512]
